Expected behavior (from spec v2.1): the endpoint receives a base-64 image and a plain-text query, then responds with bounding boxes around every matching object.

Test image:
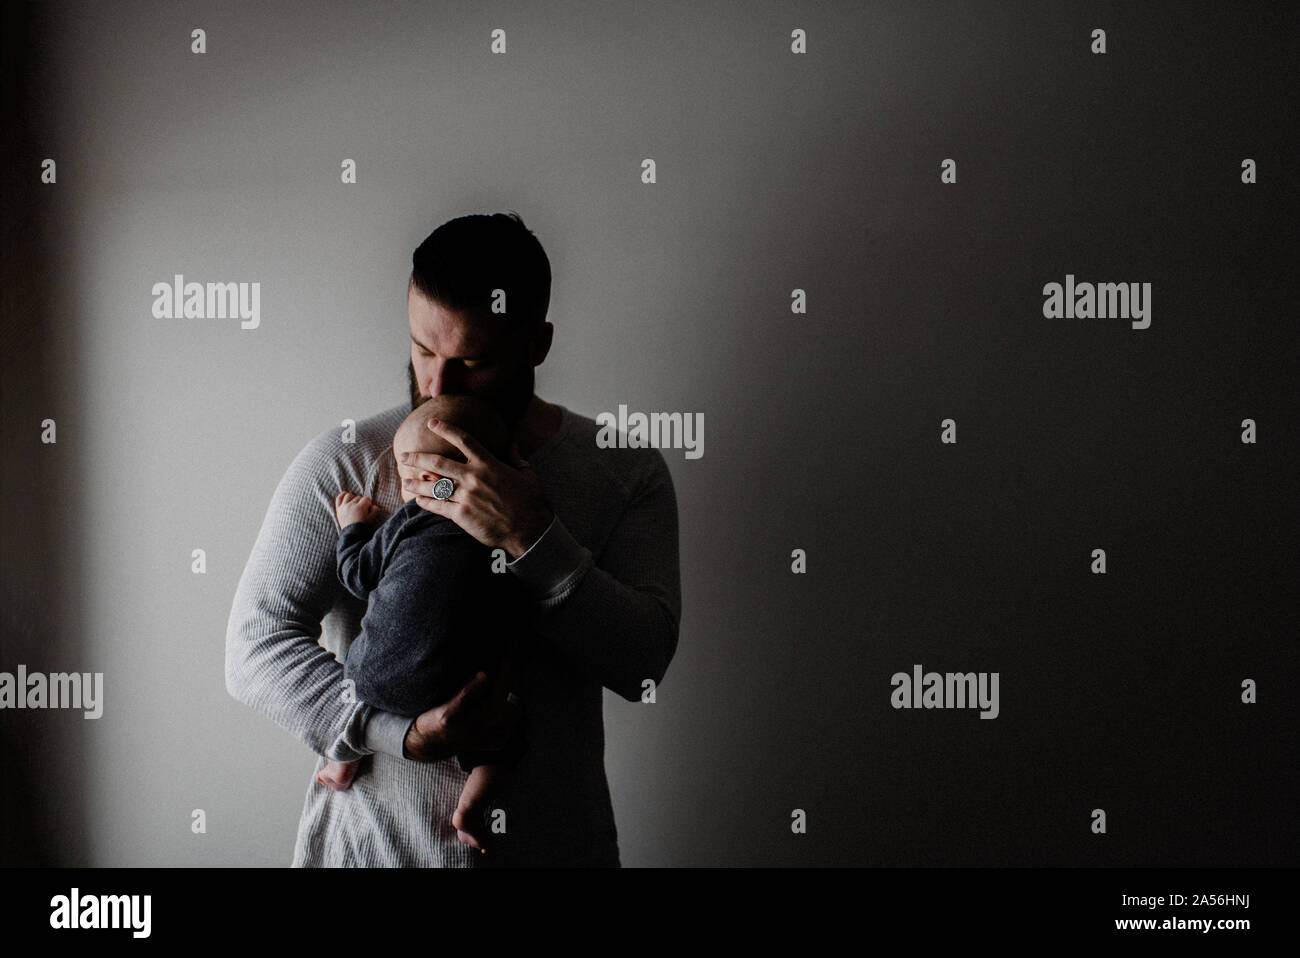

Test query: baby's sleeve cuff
[505,515,594,601]
[362,707,413,760]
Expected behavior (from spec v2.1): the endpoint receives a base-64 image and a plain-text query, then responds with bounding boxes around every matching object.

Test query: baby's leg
[451,763,512,852]
[316,758,362,791]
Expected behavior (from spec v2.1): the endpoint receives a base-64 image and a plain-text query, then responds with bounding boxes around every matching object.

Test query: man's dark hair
[409,211,552,327]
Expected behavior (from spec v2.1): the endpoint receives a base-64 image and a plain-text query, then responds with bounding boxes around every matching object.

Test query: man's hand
[316,758,363,791]
[453,763,512,853]
[335,491,383,529]
[398,418,554,559]
[403,670,524,763]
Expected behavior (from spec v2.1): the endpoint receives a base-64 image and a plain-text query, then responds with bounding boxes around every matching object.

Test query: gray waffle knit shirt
[224,402,681,866]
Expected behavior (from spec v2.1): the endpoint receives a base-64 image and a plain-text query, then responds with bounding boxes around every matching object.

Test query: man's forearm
[516,537,678,700]
[225,440,378,763]
[505,507,680,702]
[225,609,376,763]
[365,707,415,759]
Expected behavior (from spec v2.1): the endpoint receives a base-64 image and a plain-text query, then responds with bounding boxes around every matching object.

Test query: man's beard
[407,359,534,431]
[407,360,421,412]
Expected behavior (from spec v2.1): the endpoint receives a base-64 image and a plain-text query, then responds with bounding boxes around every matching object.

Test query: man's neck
[512,395,562,459]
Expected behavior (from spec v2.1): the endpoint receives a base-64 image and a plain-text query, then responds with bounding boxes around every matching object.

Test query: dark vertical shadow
[0,0,85,867]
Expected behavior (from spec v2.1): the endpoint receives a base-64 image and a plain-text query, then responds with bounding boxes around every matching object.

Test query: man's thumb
[455,671,490,709]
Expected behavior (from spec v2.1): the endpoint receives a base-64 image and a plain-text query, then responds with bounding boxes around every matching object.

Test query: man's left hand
[398,417,554,559]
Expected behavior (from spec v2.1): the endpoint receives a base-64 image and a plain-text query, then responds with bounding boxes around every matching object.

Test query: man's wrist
[506,509,556,560]
[401,712,442,762]
[505,514,594,600]
[401,718,418,760]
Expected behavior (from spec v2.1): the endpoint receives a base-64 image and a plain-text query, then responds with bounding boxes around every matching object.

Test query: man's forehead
[409,305,505,351]
[410,335,511,366]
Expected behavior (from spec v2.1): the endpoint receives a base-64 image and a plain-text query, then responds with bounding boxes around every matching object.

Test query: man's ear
[528,322,554,367]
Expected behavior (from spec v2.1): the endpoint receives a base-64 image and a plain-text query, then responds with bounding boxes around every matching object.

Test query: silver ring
[431,477,455,500]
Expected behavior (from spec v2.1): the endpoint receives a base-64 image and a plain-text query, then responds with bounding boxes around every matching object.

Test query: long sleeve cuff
[363,707,413,759]
[506,515,594,602]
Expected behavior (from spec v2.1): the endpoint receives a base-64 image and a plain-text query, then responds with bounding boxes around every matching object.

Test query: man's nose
[427,361,461,397]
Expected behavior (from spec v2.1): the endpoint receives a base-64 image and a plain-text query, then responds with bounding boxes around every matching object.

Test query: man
[225,212,681,866]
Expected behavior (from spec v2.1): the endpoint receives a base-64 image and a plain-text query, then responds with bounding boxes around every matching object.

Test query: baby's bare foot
[335,491,383,528]
[316,758,361,791]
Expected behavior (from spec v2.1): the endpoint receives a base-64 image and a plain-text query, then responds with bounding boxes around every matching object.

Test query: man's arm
[225,434,378,763]
[399,419,681,703]
[505,450,681,702]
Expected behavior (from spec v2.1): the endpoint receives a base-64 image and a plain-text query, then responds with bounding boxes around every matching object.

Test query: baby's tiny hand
[335,491,383,528]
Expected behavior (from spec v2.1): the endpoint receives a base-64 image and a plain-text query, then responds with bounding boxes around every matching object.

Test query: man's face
[406,286,539,429]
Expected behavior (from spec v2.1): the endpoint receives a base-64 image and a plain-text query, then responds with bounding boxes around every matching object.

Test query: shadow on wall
[0,1,87,867]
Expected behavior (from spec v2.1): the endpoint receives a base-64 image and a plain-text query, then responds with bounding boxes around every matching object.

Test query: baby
[318,394,532,852]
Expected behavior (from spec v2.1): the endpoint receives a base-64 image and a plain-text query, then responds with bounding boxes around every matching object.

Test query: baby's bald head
[395,396,511,502]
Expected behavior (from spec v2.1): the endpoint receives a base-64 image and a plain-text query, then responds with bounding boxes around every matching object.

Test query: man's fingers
[445,671,490,719]
[426,417,490,463]
[403,474,441,499]
[400,450,466,480]
[472,692,524,751]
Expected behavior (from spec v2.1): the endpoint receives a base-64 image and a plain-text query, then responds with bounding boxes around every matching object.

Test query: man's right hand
[402,670,522,763]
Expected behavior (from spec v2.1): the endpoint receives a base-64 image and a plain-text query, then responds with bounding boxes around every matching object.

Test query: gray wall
[3,0,1295,867]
